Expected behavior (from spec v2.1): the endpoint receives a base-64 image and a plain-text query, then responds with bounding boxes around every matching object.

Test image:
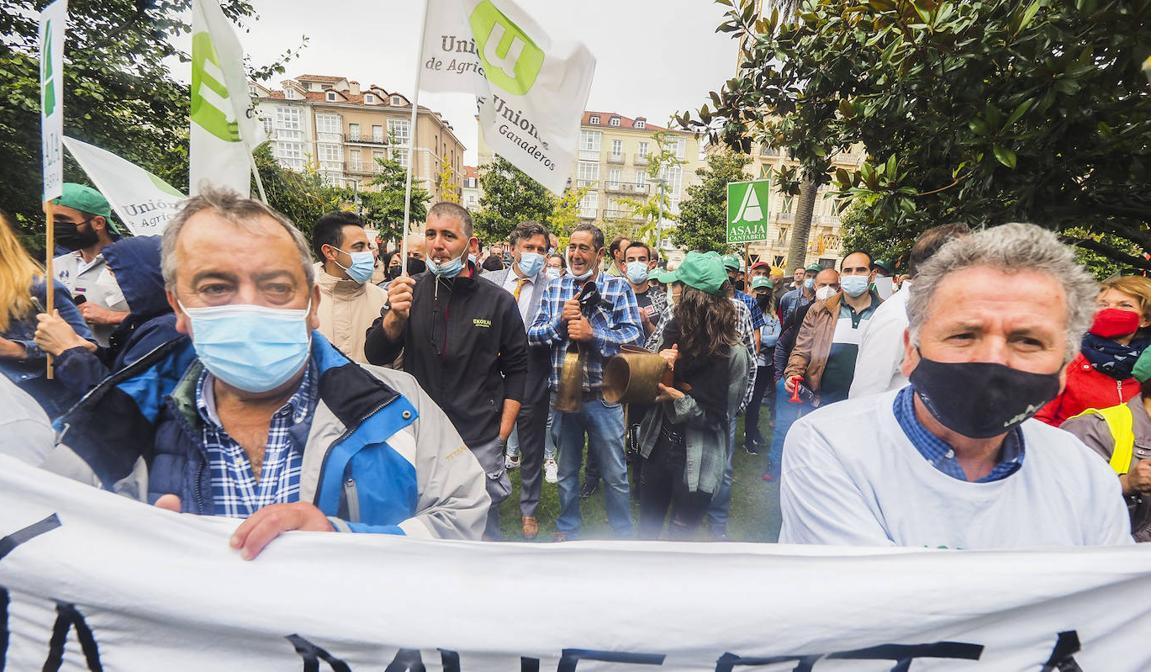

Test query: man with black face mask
[50,183,129,347]
[780,223,1133,549]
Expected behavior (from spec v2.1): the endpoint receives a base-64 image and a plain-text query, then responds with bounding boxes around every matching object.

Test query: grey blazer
[480,266,549,330]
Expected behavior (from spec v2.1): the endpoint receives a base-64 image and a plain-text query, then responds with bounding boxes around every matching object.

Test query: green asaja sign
[726,179,771,244]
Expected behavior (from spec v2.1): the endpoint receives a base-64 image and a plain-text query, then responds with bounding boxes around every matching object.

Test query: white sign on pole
[422,0,595,195]
[189,0,263,197]
[63,137,187,236]
[1,456,1150,671]
[38,0,68,202]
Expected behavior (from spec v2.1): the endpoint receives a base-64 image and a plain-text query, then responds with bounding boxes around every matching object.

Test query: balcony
[578,209,597,220]
[316,132,343,143]
[347,134,388,146]
[758,145,779,157]
[346,162,372,175]
[576,178,600,189]
[633,153,649,166]
[606,153,625,165]
[605,181,650,195]
[776,211,795,222]
[603,209,644,223]
[578,149,601,161]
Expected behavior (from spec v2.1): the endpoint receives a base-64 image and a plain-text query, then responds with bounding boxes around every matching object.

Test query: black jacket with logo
[364,265,528,447]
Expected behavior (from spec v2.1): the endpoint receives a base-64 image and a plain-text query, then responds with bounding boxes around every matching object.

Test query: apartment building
[461,165,481,210]
[477,111,704,251]
[251,74,466,202]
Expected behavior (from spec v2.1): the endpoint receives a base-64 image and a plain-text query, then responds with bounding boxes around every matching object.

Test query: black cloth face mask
[909,352,1062,438]
[55,219,99,251]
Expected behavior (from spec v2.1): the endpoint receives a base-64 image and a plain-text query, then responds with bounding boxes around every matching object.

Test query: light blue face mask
[333,247,375,284]
[841,275,870,298]
[567,252,594,281]
[428,249,468,279]
[545,267,562,281]
[803,277,815,290]
[626,261,649,285]
[518,251,545,277]
[180,301,311,393]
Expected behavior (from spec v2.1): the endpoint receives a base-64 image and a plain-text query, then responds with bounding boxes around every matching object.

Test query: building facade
[477,111,704,252]
[251,74,466,202]
[461,165,481,211]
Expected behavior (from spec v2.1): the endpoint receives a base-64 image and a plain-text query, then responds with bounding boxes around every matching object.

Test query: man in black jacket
[364,202,528,539]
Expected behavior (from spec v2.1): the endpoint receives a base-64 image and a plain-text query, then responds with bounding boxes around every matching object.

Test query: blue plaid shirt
[528,273,643,391]
[735,289,768,330]
[196,362,318,518]
[893,386,1024,483]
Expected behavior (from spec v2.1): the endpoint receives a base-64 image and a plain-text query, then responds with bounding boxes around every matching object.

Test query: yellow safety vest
[1069,405,1135,475]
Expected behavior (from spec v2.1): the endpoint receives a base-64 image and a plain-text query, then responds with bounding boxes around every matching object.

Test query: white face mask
[815,286,838,302]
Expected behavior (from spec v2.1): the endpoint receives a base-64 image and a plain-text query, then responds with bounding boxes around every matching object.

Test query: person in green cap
[50,183,129,348]
[636,251,752,539]
[779,262,821,324]
[1062,345,1151,542]
[722,253,766,353]
[744,274,781,455]
[872,257,896,300]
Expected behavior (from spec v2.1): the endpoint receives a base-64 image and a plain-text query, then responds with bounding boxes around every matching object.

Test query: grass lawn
[496,411,783,543]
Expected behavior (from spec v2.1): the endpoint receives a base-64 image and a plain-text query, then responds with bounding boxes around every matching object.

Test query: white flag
[63,137,187,236]
[422,0,595,195]
[189,0,262,196]
[38,0,68,202]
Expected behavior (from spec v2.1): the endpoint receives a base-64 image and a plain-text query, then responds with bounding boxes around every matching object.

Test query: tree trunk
[785,178,818,268]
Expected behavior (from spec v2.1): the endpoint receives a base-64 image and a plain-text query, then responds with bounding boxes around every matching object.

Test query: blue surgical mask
[841,275,870,298]
[180,302,312,393]
[803,278,814,290]
[545,268,561,281]
[428,250,467,279]
[518,251,545,277]
[626,261,649,285]
[334,248,375,284]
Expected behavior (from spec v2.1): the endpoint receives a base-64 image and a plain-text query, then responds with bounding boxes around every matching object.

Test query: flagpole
[43,201,55,380]
[249,150,268,204]
[399,0,429,277]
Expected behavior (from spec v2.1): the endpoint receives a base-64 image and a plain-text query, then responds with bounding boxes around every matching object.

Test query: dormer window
[635,119,646,129]
[609,116,620,127]
[589,115,600,125]
[364,93,375,104]
[391,95,405,106]
[326,91,338,102]
[283,88,298,99]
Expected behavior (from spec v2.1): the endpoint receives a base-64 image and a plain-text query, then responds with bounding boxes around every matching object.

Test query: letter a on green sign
[469,0,545,96]
[191,32,240,143]
[726,179,771,244]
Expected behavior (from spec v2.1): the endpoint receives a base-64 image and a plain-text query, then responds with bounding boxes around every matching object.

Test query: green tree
[252,144,341,240]
[360,155,431,243]
[549,185,588,248]
[620,130,686,249]
[681,0,1151,273]
[474,156,555,243]
[674,150,751,253]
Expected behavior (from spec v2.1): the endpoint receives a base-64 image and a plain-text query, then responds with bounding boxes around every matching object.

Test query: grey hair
[161,186,315,290]
[907,222,1097,363]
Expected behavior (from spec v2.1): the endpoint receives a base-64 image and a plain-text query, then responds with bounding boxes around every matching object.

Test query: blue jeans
[705,419,738,534]
[767,378,812,478]
[553,392,633,537]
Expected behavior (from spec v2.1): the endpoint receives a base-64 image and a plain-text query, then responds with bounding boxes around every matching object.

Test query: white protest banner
[422,0,594,195]
[63,137,186,236]
[38,0,68,202]
[189,0,264,197]
[2,457,1150,671]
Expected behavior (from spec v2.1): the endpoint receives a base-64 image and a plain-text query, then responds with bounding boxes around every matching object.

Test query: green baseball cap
[750,276,773,290]
[53,183,112,220]
[805,263,822,273]
[721,254,742,272]
[667,251,728,296]
[1133,347,1151,384]
[874,258,895,274]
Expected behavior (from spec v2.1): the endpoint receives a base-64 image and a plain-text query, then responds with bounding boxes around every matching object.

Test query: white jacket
[848,280,910,398]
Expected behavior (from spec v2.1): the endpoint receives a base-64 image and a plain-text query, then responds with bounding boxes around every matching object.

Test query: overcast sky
[186,0,739,165]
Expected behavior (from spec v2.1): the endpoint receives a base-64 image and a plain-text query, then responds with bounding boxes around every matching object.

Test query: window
[275,106,302,130]
[663,137,684,159]
[577,161,600,185]
[579,190,599,218]
[580,130,602,152]
[588,115,600,125]
[326,91,338,102]
[607,168,621,188]
[283,88,298,100]
[635,119,646,129]
[277,142,303,160]
[391,95,405,106]
[349,150,362,172]
[635,170,647,187]
[261,117,272,137]
[781,195,794,215]
[609,116,620,127]
[388,119,411,147]
[638,141,649,157]
[610,139,623,157]
[316,113,340,135]
[318,143,342,164]
[372,124,384,143]
[372,150,386,172]
[348,123,360,141]
[363,93,375,104]
[391,147,409,168]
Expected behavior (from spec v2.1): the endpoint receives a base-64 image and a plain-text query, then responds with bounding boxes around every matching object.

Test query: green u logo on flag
[469,0,544,96]
[41,21,56,117]
[191,32,240,143]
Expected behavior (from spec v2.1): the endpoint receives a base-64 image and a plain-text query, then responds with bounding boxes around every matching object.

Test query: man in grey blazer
[481,221,553,539]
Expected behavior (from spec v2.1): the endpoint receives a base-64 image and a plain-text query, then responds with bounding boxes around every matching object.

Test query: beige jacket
[314,263,388,363]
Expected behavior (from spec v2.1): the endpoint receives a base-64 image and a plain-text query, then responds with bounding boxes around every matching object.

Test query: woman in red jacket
[1038,276,1151,425]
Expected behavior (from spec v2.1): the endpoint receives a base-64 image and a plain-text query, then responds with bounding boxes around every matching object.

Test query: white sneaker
[505,451,522,470]
[544,457,559,484]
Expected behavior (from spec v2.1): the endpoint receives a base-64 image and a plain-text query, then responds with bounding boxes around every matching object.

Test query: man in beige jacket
[311,212,388,363]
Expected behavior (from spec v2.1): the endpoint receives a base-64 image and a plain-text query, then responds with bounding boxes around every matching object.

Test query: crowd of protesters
[2,183,1146,555]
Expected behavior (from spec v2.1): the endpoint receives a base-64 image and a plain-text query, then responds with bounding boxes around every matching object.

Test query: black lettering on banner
[1040,631,1083,672]
[0,588,8,672]
[715,652,821,672]
[558,648,666,672]
[439,649,461,672]
[0,514,62,563]
[828,642,985,672]
[384,648,426,672]
[521,657,541,672]
[286,634,352,672]
[42,602,103,672]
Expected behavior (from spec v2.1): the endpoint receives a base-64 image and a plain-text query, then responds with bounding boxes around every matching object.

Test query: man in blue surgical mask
[310,211,388,363]
[43,187,490,559]
[364,202,529,540]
